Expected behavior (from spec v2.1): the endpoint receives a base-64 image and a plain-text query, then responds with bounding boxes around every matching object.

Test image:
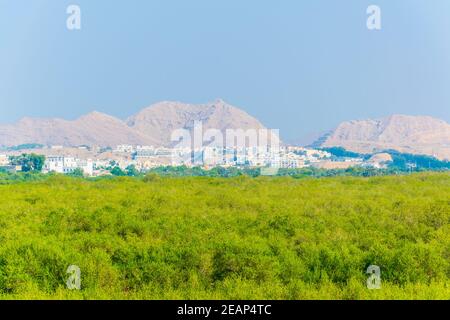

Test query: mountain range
[1,100,449,160]
[0,99,266,148]
[316,114,450,160]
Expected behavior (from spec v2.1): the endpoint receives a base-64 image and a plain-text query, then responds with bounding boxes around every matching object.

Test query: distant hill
[126,99,266,147]
[0,100,266,148]
[316,115,450,160]
[0,112,157,147]
[2,106,449,160]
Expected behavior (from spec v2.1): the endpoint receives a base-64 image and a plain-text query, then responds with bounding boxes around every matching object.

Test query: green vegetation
[146,165,261,178]
[125,165,139,177]
[141,165,448,179]
[0,173,448,300]
[387,150,450,170]
[0,171,49,184]
[321,147,450,171]
[8,153,45,172]
[6,144,44,151]
[320,147,367,159]
[110,166,126,177]
[67,168,85,178]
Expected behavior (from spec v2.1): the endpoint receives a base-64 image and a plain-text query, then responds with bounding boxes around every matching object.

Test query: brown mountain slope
[126,99,267,146]
[320,115,450,160]
[0,112,157,147]
[0,100,267,148]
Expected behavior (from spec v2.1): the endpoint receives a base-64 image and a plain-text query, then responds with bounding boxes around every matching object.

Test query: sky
[0,0,449,141]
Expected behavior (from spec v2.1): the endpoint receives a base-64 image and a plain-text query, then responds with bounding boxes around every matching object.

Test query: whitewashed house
[0,154,9,166]
[44,156,94,176]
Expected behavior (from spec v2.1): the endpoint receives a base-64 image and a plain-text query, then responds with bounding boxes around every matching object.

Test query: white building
[135,146,172,159]
[76,159,94,176]
[44,156,94,176]
[203,147,224,166]
[170,148,192,166]
[114,145,134,153]
[0,154,9,166]
[287,147,331,160]
[279,153,307,169]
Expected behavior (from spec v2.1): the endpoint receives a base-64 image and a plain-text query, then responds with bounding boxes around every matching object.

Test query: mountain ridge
[316,114,450,160]
[1,105,449,161]
[0,99,267,148]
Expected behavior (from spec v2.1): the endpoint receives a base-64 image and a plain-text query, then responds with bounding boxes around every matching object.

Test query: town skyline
[1,99,450,157]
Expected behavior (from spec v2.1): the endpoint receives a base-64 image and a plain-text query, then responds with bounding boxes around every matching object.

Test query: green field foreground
[0,173,448,300]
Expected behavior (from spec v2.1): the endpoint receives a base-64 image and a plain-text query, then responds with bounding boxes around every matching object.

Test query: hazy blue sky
[0,0,449,141]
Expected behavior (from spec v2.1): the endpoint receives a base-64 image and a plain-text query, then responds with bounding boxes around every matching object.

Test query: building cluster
[117,145,333,169]
[43,156,95,176]
[0,144,390,176]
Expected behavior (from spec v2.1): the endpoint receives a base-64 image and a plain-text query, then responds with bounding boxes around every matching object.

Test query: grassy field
[0,173,448,299]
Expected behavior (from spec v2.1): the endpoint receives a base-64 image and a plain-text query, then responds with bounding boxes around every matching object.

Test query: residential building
[115,145,134,153]
[44,156,94,176]
[0,154,9,166]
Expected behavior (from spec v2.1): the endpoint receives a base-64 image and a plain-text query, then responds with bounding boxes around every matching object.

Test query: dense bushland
[0,173,448,299]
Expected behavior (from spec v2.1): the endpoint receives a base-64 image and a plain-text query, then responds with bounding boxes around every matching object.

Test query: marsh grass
[0,173,448,299]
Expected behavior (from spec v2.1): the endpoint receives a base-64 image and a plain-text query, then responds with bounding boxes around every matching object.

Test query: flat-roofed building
[0,154,9,166]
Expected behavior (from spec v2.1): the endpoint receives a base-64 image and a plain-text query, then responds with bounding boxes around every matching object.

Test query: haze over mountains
[0,99,266,148]
[1,100,449,160]
[0,112,159,148]
[317,114,450,160]
[126,100,266,147]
